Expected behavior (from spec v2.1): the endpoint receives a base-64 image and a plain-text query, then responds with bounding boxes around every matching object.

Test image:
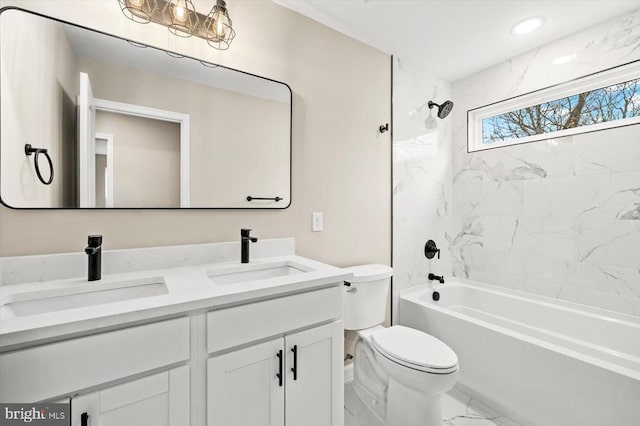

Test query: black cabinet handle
[81,412,89,426]
[276,350,283,387]
[290,345,298,380]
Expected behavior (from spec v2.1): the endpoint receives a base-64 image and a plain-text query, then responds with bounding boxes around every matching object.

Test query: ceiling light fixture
[205,0,236,50]
[510,17,544,35]
[163,0,198,38]
[118,0,157,23]
[117,0,236,50]
[551,54,575,65]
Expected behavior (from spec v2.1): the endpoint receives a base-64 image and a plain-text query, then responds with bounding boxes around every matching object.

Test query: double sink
[0,259,313,319]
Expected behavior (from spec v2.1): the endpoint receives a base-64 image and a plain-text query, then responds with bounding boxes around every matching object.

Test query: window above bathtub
[467,61,640,152]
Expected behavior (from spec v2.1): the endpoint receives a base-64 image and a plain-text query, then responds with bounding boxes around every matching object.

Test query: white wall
[0,0,391,270]
[450,10,640,315]
[0,10,78,207]
[392,57,452,319]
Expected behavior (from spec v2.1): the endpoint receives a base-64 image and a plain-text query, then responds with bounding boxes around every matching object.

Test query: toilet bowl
[343,265,458,426]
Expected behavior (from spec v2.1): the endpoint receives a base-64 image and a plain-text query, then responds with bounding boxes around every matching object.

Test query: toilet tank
[342,264,393,330]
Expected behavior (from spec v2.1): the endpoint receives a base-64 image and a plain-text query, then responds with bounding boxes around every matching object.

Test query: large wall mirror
[0,8,292,209]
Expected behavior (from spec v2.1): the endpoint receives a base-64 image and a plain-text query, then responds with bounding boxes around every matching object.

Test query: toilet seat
[371,326,458,374]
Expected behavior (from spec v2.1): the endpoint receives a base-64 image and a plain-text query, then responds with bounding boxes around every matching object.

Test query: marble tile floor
[345,382,521,426]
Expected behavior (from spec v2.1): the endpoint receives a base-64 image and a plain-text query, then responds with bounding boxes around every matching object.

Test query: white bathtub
[399,279,640,426]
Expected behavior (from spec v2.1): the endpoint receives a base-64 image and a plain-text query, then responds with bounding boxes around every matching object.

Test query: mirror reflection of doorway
[95,112,181,208]
[94,133,113,208]
[95,151,107,208]
[78,72,190,208]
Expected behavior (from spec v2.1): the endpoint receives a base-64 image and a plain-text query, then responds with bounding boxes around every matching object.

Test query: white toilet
[343,264,458,426]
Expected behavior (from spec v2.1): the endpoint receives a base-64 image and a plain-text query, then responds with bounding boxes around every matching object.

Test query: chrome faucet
[84,235,102,281]
[241,229,258,263]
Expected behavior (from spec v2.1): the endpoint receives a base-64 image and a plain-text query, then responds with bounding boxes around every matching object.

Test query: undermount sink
[0,277,167,318]
[207,261,312,285]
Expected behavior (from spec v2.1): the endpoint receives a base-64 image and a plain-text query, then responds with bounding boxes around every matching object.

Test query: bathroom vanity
[0,239,347,426]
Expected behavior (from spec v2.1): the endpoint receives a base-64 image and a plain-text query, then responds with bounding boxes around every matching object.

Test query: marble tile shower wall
[450,10,640,315]
[392,57,452,316]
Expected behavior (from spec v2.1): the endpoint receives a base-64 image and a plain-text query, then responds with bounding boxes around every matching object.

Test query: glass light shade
[204,0,236,50]
[118,0,158,24]
[162,0,198,38]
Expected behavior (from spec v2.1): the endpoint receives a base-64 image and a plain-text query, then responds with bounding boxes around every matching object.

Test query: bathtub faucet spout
[428,273,445,284]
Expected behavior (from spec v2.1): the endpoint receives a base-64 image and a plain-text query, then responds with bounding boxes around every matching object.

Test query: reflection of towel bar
[25,144,54,185]
[247,196,282,202]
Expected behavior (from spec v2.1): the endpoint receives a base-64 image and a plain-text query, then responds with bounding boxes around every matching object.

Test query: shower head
[428,100,454,119]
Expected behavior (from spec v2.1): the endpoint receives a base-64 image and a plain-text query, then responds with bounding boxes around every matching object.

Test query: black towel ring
[25,144,54,185]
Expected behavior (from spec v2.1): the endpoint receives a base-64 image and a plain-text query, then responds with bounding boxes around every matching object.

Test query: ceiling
[275,0,640,81]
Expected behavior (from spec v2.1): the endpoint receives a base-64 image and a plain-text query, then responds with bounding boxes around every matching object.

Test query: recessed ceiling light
[511,17,545,35]
[551,54,575,65]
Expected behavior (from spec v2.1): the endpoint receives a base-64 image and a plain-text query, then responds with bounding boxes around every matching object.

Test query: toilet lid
[371,326,458,373]
[342,264,393,282]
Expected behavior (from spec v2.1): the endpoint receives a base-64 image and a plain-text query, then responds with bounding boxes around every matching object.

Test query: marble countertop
[0,255,350,351]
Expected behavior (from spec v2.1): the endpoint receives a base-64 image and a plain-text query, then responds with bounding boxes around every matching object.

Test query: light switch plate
[312,212,323,232]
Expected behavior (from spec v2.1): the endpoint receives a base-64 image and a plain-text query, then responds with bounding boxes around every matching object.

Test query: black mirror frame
[0,6,293,210]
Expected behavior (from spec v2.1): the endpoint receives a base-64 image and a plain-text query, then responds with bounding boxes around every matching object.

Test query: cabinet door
[207,338,285,426]
[285,321,343,426]
[71,366,189,426]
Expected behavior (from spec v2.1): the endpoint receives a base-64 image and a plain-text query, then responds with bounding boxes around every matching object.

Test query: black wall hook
[379,123,389,133]
[25,144,54,185]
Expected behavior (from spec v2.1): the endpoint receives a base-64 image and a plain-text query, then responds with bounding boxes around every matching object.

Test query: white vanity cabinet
[207,321,342,426]
[0,317,191,425]
[205,286,344,426]
[284,322,343,426]
[71,366,190,426]
[207,338,285,426]
[0,269,346,426]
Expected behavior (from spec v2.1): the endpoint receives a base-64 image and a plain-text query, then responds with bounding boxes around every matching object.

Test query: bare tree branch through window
[482,78,640,145]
